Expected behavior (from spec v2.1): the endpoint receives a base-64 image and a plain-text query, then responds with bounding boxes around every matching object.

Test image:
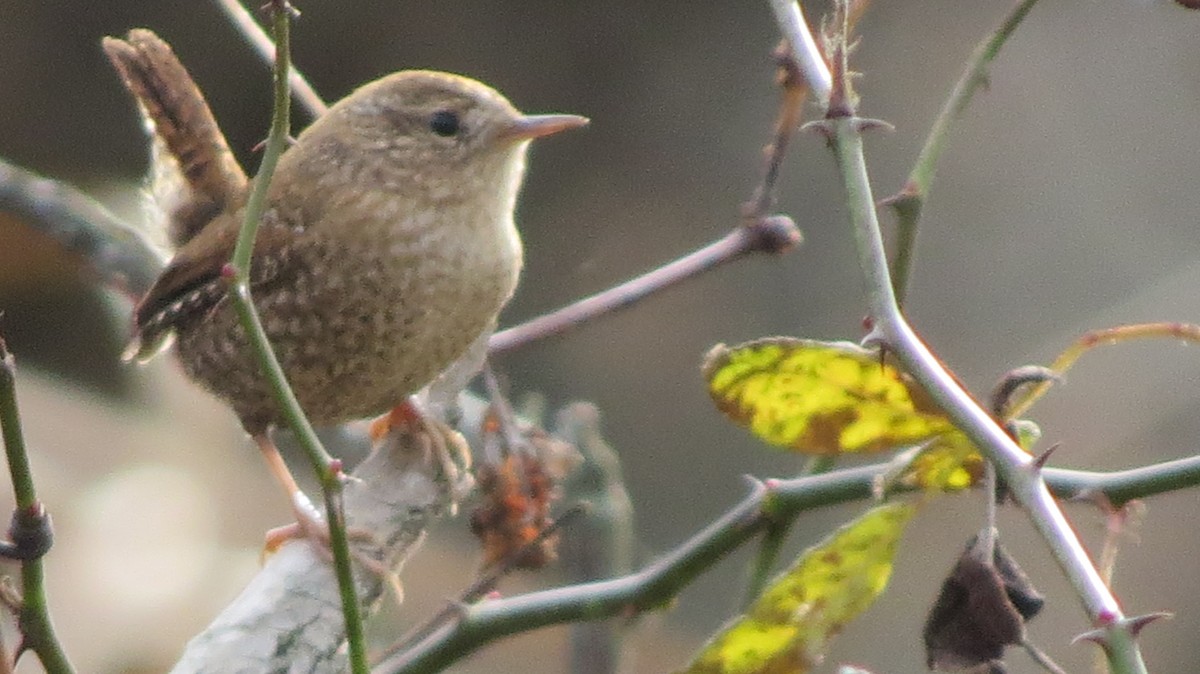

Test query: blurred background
[2,1,1200,672]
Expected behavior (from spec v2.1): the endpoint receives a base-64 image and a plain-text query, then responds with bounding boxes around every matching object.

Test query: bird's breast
[263,195,522,419]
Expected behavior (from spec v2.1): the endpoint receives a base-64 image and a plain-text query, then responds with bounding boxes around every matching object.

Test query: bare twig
[212,0,329,118]
[1006,322,1200,419]
[0,157,165,298]
[1022,638,1069,674]
[489,215,800,355]
[742,44,807,221]
[480,364,525,459]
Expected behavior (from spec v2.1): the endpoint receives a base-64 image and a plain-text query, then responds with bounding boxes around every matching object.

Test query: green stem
[18,562,74,673]
[230,5,291,273]
[224,5,367,672]
[0,338,75,674]
[1047,453,1200,507]
[888,0,1041,307]
[0,350,35,512]
[376,451,1200,674]
[741,517,790,609]
[1101,620,1151,674]
[742,456,830,609]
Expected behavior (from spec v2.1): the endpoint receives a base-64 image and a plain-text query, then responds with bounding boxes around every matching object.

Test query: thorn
[742,474,768,496]
[1030,442,1060,471]
[1071,627,1106,647]
[220,263,237,279]
[879,180,921,209]
[251,135,297,153]
[851,117,895,134]
[800,119,835,139]
[870,473,885,500]
[261,0,301,19]
[328,459,361,487]
[1125,612,1172,637]
[860,327,886,351]
[1070,616,1166,652]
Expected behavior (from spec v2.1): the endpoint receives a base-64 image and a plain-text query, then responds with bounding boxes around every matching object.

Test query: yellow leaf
[703,338,950,454]
[899,431,982,492]
[678,503,916,674]
[897,421,1039,493]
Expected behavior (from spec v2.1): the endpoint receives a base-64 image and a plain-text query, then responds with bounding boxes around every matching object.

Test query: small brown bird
[103,31,586,518]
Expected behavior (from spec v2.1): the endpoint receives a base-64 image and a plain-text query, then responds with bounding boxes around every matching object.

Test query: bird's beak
[501,114,590,141]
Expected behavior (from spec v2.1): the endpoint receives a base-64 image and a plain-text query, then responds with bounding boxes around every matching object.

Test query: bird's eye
[429,109,461,137]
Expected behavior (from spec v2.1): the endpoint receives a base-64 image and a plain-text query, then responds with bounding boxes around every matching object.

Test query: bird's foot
[262,490,406,604]
[369,398,474,514]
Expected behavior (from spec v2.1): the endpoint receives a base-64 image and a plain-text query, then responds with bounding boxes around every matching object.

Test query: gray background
[1,1,1199,672]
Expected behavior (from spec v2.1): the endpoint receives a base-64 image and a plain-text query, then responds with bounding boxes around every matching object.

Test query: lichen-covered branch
[169,422,464,674]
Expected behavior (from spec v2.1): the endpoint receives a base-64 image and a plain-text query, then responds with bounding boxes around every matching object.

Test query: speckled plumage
[129,71,584,433]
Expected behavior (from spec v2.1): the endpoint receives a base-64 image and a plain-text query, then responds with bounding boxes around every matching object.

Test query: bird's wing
[125,209,296,362]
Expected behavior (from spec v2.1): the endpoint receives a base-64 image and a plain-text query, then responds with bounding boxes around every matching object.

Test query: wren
[104,30,587,439]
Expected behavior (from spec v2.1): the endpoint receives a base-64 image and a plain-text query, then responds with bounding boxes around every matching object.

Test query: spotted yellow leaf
[678,503,916,674]
[908,420,1041,491]
[898,431,982,492]
[703,338,952,454]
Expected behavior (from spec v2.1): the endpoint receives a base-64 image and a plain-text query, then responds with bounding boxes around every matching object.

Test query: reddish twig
[488,216,800,355]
